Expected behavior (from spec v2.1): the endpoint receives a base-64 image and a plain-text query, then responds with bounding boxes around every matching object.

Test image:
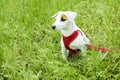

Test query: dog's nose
[52,25,56,30]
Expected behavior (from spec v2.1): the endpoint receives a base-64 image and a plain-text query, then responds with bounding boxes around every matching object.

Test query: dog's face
[52,11,77,30]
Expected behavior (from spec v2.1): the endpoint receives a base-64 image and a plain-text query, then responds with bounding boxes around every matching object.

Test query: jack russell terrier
[52,11,111,61]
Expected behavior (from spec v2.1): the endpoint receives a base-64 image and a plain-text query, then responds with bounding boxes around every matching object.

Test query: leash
[87,45,120,53]
[87,45,111,53]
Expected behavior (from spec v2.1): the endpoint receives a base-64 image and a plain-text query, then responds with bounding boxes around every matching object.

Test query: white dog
[52,11,90,61]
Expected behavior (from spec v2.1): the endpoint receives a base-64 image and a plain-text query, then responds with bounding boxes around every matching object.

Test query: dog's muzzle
[52,25,56,30]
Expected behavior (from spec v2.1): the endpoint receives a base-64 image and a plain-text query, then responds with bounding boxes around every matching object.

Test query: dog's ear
[51,11,61,18]
[66,11,77,22]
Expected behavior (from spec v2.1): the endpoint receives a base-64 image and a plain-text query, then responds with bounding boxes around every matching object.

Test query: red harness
[62,30,82,54]
[62,30,111,54]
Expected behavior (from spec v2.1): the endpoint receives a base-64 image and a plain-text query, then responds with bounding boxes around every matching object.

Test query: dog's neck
[61,21,77,36]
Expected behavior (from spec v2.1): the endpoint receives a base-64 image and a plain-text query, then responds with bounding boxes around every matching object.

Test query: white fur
[52,11,90,61]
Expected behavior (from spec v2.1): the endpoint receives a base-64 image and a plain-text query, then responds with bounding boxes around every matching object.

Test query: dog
[52,11,112,61]
[52,11,90,61]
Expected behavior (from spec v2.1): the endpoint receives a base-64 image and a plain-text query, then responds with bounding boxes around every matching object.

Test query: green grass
[0,0,120,80]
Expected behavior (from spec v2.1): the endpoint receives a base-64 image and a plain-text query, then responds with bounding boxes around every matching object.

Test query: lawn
[0,0,120,80]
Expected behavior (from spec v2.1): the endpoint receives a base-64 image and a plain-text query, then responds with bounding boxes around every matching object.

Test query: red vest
[62,30,83,54]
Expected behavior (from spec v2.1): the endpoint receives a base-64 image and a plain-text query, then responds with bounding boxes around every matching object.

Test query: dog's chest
[69,36,85,49]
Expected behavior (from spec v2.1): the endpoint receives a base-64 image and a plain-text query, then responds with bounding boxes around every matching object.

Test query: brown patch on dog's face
[61,14,67,21]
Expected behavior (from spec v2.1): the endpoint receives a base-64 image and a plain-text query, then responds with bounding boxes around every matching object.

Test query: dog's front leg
[61,46,68,61]
[61,39,69,61]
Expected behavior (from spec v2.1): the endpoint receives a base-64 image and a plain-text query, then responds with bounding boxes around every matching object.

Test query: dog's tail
[87,45,120,53]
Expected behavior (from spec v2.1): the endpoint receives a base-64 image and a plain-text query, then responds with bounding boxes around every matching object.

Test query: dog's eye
[61,18,66,21]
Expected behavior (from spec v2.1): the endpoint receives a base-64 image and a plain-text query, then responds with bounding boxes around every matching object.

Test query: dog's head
[52,11,77,30]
